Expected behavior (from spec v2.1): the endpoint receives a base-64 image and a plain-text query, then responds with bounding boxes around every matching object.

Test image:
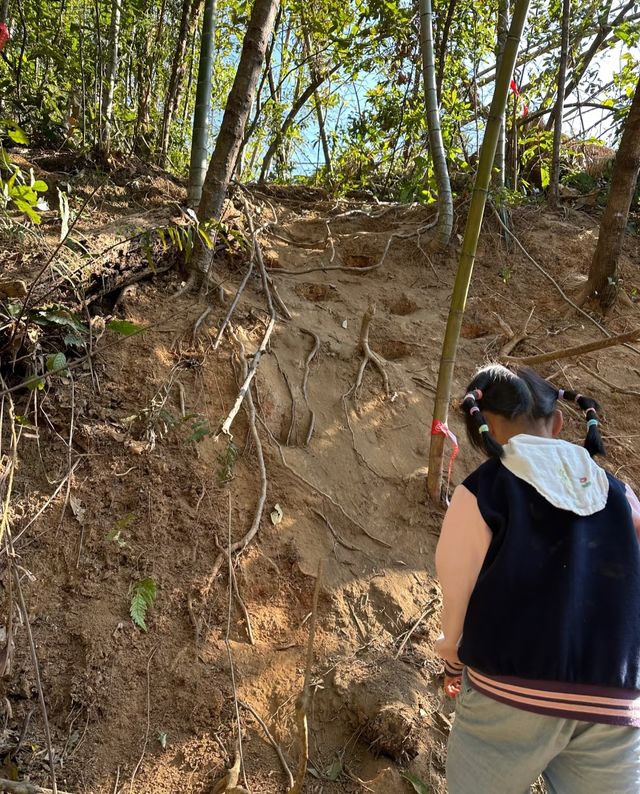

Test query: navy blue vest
[459,458,640,690]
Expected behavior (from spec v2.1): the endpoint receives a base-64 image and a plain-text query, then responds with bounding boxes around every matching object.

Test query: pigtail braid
[461,388,505,459]
[558,389,606,457]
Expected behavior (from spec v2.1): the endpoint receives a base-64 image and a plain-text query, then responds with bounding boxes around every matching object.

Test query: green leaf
[540,165,550,190]
[7,126,28,145]
[32,180,48,193]
[34,307,86,334]
[402,772,430,794]
[107,319,144,336]
[46,352,67,373]
[24,376,45,391]
[187,418,210,443]
[130,577,157,631]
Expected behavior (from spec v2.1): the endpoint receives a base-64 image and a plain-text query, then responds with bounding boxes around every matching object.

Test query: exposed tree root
[578,362,640,398]
[300,328,320,446]
[256,414,392,549]
[273,350,297,446]
[288,561,323,794]
[349,304,391,400]
[205,335,269,590]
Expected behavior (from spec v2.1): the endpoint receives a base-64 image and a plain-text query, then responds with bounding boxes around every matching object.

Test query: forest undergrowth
[0,156,640,793]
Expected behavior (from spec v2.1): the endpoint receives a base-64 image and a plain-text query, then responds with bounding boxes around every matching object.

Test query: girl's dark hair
[461,364,605,459]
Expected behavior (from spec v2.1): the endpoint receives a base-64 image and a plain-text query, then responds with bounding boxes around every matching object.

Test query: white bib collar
[500,434,609,516]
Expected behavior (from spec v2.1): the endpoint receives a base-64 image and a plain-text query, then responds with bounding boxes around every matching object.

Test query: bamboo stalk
[426,0,531,503]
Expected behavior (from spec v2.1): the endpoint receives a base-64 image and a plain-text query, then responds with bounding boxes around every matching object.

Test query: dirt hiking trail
[1,164,640,793]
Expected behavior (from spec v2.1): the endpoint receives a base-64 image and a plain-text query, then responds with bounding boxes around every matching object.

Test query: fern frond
[129,577,157,631]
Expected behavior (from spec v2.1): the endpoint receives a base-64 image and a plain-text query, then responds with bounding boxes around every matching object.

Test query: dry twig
[238,701,294,789]
[394,601,438,659]
[217,316,275,439]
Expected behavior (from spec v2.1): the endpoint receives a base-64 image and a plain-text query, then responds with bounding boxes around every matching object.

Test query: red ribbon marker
[0,24,9,52]
[431,419,459,504]
[509,78,528,117]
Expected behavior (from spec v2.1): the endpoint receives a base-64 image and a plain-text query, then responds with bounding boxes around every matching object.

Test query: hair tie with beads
[557,389,564,400]
[470,406,480,415]
[464,388,483,403]
[479,424,490,434]
[585,407,597,415]
[587,418,599,428]
[575,394,583,403]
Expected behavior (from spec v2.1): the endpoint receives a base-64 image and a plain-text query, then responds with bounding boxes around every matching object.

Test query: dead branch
[238,701,294,789]
[217,316,275,439]
[349,305,390,399]
[288,561,323,794]
[499,306,535,357]
[301,329,320,446]
[504,327,640,365]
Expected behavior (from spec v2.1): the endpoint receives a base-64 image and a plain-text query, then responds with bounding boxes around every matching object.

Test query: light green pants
[447,673,640,794]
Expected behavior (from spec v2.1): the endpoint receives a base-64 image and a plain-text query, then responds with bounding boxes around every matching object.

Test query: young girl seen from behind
[435,364,640,794]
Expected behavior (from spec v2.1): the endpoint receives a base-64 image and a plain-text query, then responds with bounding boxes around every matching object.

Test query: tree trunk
[493,0,508,188]
[435,0,458,103]
[302,29,332,180]
[188,0,218,206]
[544,0,635,130]
[418,0,453,248]
[99,0,122,158]
[259,65,338,183]
[234,6,282,178]
[427,0,531,504]
[548,0,570,208]
[158,0,203,166]
[190,0,280,274]
[583,74,640,308]
[0,0,9,23]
